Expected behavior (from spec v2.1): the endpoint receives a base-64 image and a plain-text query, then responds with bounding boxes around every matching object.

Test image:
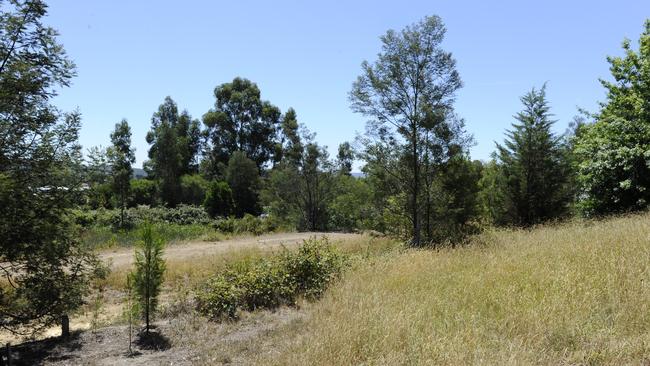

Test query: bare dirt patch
[11,307,305,365]
[100,232,359,269]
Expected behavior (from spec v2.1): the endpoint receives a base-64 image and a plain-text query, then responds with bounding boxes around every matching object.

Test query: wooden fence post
[61,314,70,338]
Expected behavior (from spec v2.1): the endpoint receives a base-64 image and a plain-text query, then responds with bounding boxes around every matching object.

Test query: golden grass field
[255,213,650,365]
[10,214,650,365]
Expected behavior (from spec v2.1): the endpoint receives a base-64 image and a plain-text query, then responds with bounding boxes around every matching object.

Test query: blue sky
[46,0,650,168]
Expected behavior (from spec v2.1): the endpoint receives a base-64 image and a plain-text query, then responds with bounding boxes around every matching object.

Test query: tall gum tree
[350,15,464,246]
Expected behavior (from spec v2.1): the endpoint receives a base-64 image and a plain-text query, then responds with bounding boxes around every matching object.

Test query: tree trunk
[412,127,420,247]
[61,314,70,338]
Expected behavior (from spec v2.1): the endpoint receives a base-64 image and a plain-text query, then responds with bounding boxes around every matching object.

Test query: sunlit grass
[259,213,650,365]
[81,223,225,249]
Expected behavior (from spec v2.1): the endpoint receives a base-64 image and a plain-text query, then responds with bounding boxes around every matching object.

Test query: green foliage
[0,0,100,335]
[87,182,114,209]
[336,142,354,176]
[202,77,282,174]
[426,157,482,243]
[145,97,201,207]
[279,107,303,168]
[203,180,234,218]
[494,85,572,226]
[130,179,158,207]
[574,21,650,215]
[131,223,166,333]
[213,214,276,235]
[122,205,211,226]
[226,151,261,217]
[108,119,135,229]
[180,174,208,206]
[196,238,345,319]
[575,118,650,215]
[82,223,214,249]
[328,175,374,231]
[477,160,509,224]
[350,15,468,246]
[263,132,335,231]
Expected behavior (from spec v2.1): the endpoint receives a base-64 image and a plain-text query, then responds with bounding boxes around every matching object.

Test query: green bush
[196,238,345,319]
[213,214,275,235]
[87,182,114,209]
[70,209,98,228]
[181,174,209,206]
[203,180,233,218]
[130,179,158,207]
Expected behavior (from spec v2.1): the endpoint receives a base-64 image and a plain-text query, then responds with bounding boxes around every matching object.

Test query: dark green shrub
[203,180,233,218]
[213,214,275,235]
[196,238,345,320]
[70,209,98,228]
[87,182,114,209]
[281,238,345,298]
[109,209,136,231]
[195,273,241,319]
[154,204,211,225]
[130,179,158,207]
[180,174,209,206]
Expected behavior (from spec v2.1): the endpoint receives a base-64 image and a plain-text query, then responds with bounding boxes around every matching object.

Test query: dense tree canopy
[203,77,282,174]
[145,96,201,207]
[574,21,650,215]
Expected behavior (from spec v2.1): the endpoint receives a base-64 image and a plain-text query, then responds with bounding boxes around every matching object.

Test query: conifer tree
[0,0,100,335]
[132,223,165,334]
[495,85,571,225]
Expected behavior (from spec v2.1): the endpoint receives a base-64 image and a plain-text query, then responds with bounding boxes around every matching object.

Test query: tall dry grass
[259,213,650,365]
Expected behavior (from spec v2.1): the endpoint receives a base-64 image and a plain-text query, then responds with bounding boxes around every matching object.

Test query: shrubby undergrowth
[196,237,345,319]
[72,206,281,249]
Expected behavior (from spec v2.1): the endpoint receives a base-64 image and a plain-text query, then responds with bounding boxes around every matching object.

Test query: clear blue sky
[46,0,650,168]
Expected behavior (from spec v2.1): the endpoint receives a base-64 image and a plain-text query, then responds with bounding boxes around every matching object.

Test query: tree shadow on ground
[4,331,83,366]
[135,327,171,351]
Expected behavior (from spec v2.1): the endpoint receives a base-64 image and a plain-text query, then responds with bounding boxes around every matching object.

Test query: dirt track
[100,232,360,269]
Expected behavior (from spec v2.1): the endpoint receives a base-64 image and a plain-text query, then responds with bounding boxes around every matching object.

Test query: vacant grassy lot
[259,213,650,365]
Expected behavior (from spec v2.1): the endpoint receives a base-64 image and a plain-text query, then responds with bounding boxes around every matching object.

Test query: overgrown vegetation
[4,1,650,362]
[196,238,346,319]
[258,212,650,365]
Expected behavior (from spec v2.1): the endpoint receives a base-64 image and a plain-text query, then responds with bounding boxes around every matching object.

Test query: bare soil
[100,231,359,269]
[10,307,305,365]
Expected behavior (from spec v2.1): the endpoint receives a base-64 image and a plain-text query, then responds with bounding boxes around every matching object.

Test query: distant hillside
[133,167,147,179]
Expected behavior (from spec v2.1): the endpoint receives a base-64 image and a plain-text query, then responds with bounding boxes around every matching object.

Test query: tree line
[2,0,650,334]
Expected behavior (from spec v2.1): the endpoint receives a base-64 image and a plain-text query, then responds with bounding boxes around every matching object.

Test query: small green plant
[131,223,166,333]
[90,287,104,334]
[196,237,345,320]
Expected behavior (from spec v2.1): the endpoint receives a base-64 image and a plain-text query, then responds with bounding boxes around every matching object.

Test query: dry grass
[99,233,396,290]
[257,213,650,365]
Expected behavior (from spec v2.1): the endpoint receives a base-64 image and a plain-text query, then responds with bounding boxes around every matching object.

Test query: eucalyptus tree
[145,97,201,206]
[350,15,469,246]
[109,119,135,228]
[202,77,282,174]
